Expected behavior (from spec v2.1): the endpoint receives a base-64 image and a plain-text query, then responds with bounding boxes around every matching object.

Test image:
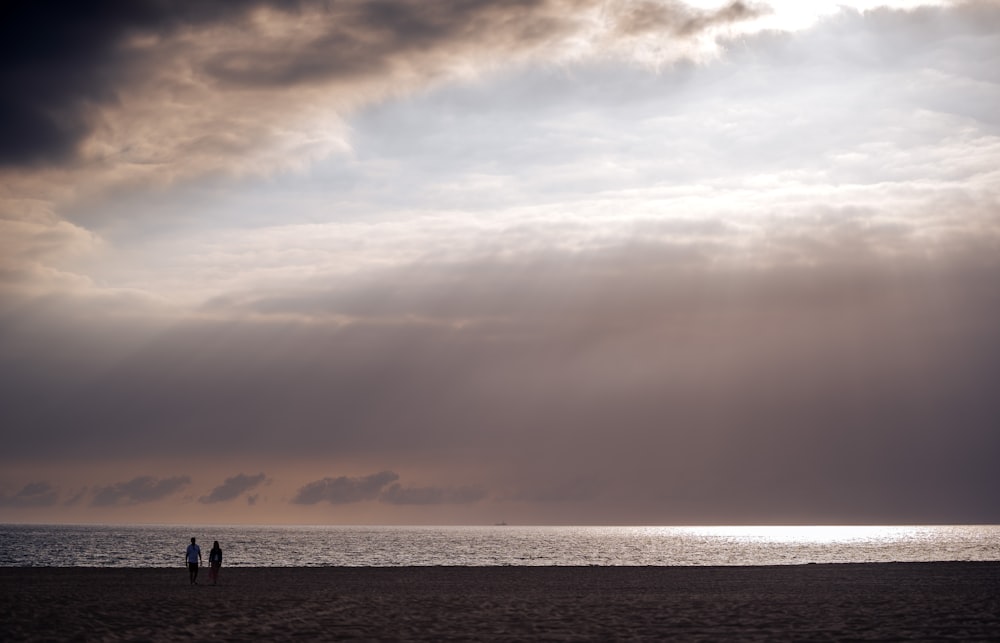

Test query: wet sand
[2,562,999,640]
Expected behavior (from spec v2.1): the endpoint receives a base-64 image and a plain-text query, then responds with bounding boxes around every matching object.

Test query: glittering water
[0,524,997,567]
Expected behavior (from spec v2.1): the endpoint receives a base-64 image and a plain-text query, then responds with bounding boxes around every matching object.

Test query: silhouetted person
[208,541,223,585]
[186,537,202,585]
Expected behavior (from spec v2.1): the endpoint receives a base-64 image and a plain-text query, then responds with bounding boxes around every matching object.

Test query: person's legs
[189,562,199,584]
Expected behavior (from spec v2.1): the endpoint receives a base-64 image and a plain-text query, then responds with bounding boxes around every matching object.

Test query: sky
[1,0,999,526]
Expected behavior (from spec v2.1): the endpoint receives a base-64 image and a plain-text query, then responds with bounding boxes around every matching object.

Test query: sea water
[0,524,997,567]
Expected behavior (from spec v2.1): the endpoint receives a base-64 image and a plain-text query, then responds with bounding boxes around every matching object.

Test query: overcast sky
[2,0,999,525]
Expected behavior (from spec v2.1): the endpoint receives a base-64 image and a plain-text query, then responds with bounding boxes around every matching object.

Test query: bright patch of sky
[60,1,1000,309]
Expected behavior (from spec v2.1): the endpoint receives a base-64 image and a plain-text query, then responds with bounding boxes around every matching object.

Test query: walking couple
[185,537,223,585]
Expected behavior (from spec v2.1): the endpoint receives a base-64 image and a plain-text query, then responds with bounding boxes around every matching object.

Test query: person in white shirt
[185,537,202,585]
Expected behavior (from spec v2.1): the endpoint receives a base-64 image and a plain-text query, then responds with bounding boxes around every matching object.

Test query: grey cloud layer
[3,238,999,522]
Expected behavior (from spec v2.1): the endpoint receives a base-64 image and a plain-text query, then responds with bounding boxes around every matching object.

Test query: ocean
[1,524,997,567]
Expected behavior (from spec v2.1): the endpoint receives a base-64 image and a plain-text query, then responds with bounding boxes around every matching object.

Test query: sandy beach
[2,562,998,640]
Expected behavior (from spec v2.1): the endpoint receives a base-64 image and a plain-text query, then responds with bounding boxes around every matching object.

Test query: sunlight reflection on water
[1,524,997,567]
[674,525,929,543]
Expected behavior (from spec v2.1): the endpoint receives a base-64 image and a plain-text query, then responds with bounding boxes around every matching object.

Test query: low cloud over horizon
[2,0,999,525]
[199,473,269,504]
[91,476,192,508]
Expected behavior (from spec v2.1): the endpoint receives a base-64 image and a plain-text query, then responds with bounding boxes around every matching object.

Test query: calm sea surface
[1,524,997,567]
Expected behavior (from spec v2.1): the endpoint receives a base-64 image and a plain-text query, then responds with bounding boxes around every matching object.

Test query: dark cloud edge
[198,472,269,504]
[0,0,765,168]
[0,0,271,166]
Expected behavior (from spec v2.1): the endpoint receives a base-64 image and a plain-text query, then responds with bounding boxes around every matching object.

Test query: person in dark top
[208,541,223,585]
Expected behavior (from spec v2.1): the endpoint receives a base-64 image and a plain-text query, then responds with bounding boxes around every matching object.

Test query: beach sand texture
[2,562,999,640]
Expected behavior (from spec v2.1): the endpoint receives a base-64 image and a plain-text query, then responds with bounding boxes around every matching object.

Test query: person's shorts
[188,562,199,571]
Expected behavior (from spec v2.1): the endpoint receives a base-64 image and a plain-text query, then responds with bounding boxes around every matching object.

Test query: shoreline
[3,562,999,640]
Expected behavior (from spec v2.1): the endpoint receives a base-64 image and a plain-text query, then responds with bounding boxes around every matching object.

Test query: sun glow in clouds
[680,0,953,33]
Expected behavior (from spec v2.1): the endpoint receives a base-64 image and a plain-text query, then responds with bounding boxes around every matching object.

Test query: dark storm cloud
[0,482,59,507]
[199,472,268,504]
[292,471,399,505]
[380,483,488,505]
[0,0,760,168]
[91,475,191,507]
[0,0,281,166]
